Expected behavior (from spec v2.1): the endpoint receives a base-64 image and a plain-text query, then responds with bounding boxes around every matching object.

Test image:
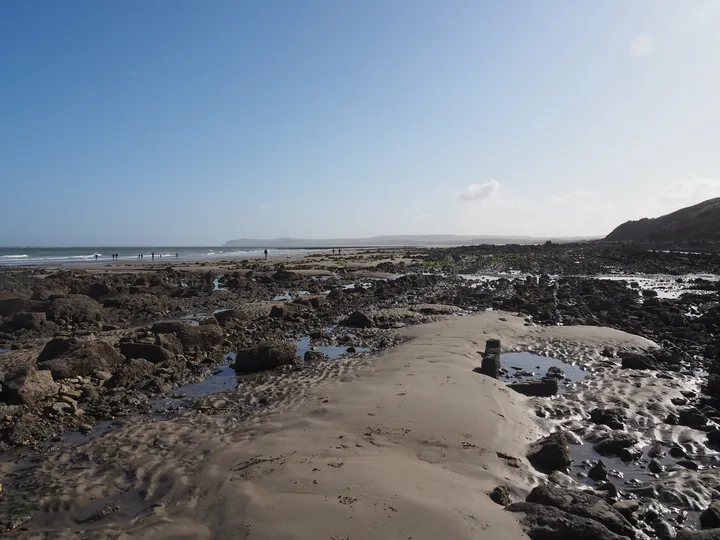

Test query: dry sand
[7,312,657,539]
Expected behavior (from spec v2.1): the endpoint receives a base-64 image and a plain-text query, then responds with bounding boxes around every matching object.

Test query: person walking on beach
[95,254,98,261]
[151,252,155,260]
[176,252,179,259]
[264,249,268,259]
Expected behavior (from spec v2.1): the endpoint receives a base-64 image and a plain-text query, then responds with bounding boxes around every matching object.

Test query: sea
[0,247,318,266]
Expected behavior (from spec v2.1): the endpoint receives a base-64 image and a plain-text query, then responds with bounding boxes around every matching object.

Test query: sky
[1,0,719,245]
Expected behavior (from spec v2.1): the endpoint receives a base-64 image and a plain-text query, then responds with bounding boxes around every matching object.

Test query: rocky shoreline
[1,243,720,538]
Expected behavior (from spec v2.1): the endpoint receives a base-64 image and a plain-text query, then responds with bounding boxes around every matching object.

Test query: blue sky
[1,0,719,245]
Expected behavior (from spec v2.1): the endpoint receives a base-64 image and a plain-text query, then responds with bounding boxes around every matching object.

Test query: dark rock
[272,269,302,282]
[306,296,326,309]
[11,312,46,330]
[612,500,642,520]
[678,407,707,428]
[594,482,618,499]
[270,303,304,318]
[700,502,720,529]
[706,374,720,401]
[0,297,31,317]
[707,429,720,448]
[648,458,665,474]
[489,485,512,506]
[588,460,608,481]
[590,408,626,430]
[155,333,184,356]
[345,310,374,328]
[593,432,639,457]
[86,283,111,300]
[508,377,559,397]
[527,432,572,473]
[108,358,156,389]
[38,340,124,379]
[150,321,187,335]
[545,366,565,379]
[303,350,326,362]
[119,343,175,365]
[524,484,635,537]
[677,459,699,470]
[669,446,687,458]
[485,338,501,353]
[0,357,58,405]
[479,352,501,379]
[152,322,223,353]
[327,288,345,302]
[650,518,676,539]
[38,337,79,362]
[507,501,628,540]
[234,341,297,373]
[621,354,657,370]
[214,309,248,327]
[46,295,104,323]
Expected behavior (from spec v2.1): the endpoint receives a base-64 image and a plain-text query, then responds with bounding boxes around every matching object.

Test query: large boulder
[700,501,720,529]
[590,408,626,430]
[508,377,559,397]
[507,502,628,540]
[214,309,248,327]
[593,432,639,457]
[150,321,223,353]
[0,356,58,405]
[527,432,572,473]
[272,269,302,282]
[269,303,304,318]
[108,358,156,390]
[38,340,124,379]
[119,343,175,365]
[345,310,374,328]
[0,297,31,317]
[234,341,297,373]
[155,333,184,355]
[176,324,223,353]
[46,295,104,323]
[38,337,79,363]
[621,354,657,370]
[11,311,47,330]
[86,282,112,300]
[525,484,635,538]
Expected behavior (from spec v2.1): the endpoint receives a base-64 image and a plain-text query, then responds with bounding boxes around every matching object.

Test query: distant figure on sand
[264,249,268,259]
[176,252,179,258]
[95,254,98,261]
[338,248,342,255]
[332,249,335,255]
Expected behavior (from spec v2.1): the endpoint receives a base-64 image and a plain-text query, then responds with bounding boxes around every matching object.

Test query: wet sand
[3,312,658,539]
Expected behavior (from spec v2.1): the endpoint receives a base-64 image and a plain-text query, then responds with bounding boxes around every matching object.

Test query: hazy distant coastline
[224,234,598,248]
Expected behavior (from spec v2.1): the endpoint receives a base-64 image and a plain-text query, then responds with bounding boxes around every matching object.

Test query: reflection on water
[501,352,587,383]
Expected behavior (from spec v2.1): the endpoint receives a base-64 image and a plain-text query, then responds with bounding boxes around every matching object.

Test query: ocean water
[0,247,319,266]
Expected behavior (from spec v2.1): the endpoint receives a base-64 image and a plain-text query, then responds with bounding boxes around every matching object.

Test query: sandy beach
[0,311,660,539]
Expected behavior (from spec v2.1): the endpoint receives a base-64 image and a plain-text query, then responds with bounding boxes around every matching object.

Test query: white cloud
[630,33,656,57]
[457,179,500,202]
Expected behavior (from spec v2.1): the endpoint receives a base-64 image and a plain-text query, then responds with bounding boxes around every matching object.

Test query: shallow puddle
[569,441,706,529]
[501,352,587,384]
[296,336,369,360]
[273,290,311,301]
